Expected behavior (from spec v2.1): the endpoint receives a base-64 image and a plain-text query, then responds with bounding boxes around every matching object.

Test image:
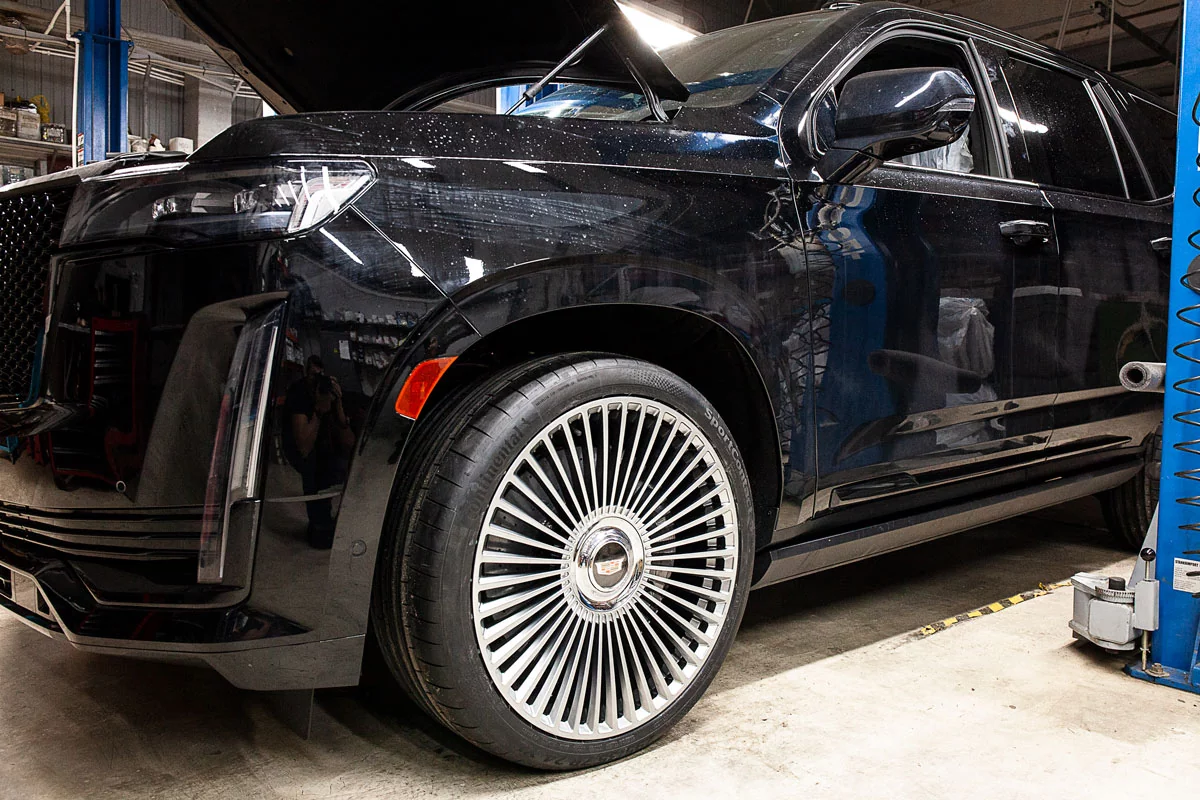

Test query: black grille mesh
[0,189,70,407]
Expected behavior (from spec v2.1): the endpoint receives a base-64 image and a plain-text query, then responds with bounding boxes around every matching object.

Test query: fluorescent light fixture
[617,2,698,51]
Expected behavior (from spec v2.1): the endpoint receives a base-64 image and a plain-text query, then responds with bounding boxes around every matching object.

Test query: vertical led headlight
[198,304,283,585]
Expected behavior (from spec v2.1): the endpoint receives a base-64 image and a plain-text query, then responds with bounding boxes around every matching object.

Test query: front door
[784,30,1061,530]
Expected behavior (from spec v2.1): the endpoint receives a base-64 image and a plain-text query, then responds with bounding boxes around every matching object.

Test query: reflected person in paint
[281,355,354,548]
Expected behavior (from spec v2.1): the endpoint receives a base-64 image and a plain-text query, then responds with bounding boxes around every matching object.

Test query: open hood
[164,0,690,114]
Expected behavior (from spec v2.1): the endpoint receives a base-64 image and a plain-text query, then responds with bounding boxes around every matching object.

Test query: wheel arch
[430,268,785,551]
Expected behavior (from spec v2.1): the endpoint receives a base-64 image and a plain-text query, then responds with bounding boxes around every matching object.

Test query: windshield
[515,11,841,120]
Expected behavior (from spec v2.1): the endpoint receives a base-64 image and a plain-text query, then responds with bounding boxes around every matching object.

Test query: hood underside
[164,0,689,114]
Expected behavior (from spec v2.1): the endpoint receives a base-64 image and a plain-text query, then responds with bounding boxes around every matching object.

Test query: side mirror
[811,67,975,183]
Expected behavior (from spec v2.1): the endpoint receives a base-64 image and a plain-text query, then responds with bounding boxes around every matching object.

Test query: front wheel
[371,355,754,769]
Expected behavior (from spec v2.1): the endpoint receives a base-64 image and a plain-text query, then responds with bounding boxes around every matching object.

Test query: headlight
[61,159,376,247]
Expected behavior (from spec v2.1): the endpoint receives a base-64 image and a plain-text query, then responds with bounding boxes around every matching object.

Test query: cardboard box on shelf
[168,137,194,154]
[0,109,16,138]
[15,109,40,140]
[40,123,67,144]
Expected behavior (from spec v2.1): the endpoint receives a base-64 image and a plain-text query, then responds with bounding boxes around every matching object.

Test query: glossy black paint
[0,2,1172,690]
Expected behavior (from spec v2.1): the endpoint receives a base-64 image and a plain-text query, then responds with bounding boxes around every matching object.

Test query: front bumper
[0,557,365,690]
[0,182,468,689]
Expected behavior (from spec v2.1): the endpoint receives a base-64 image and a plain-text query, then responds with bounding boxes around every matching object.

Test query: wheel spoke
[627,416,682,513]
[645,572,731,603]
[603,622,620,731]
[523,455,583,530]
[482,589,563,643]
[508,476,575,538]
[630,604,688,684]
[618,614,654,713]
[476,567,560,590]
[646,563,735,580]
[637,448,709,524]
[647,546,737,563]
[490,602,568,664]
[505,607,572,692]
[645,581,725,626]
[642,590,717,647]
[494,498,570,545]
[616,404,648,508]
[478,551,563,567]
[542,431,588,524]
[649,506,733,545]
[582,403,601,510]
[484,524,565,556]
[644,481,724,537]
[530,615,581,716]
[609,401,628,506]
[560,419,593,515]
[478,579,557,619]
[620,409,663,510]
[649,525,736,554]
[631,429,696,519]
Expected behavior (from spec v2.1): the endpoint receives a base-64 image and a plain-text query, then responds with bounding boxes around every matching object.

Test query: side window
[1093,87,1153,201]
[837,36,998,178]
[1002,57,1126,197]
[1120,94,1178,197]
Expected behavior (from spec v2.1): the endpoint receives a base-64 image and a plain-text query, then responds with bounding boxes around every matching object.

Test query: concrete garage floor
[2,499,1198,799]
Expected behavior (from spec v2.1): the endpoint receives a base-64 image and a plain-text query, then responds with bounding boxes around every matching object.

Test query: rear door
[997,52,1171,468]
[793,29,1061,525]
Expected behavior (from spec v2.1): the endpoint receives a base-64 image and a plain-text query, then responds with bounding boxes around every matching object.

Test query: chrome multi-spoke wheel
[473,397,738,740]
[372,356,752,768]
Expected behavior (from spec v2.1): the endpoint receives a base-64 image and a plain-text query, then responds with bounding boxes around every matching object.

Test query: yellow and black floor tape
[917,581,1074,637]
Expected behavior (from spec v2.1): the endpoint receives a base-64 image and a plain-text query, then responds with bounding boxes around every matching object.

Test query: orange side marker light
[395,356,457,419]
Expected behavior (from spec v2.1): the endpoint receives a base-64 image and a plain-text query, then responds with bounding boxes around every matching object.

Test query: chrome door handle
[1151,236,1172,256]
[999,219,1052,245]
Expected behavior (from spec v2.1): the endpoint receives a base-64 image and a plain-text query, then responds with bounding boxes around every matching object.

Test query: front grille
[0,503,202,562]
[0,188,72,407]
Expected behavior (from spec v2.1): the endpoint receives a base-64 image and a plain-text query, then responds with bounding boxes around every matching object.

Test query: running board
[753,461,1142,589]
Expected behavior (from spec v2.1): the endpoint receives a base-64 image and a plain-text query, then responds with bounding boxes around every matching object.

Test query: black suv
[0,0,1174,769]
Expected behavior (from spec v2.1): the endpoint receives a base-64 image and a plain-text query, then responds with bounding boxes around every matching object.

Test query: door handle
[1151,236,1171,256]
[999,219,1052,246]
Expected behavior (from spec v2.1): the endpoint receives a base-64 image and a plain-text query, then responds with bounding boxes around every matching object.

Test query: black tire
[371,354,755,770]
[1100,426,1160,550]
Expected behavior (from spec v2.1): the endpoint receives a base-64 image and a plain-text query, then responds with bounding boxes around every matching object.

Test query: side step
[753,461,1142,589]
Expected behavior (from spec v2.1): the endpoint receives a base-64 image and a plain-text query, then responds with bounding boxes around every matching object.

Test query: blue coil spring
[1173,88,1200,580]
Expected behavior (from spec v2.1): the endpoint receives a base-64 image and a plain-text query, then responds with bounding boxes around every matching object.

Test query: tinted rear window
[1003,57,1125,197]
[1121,95,1177,197]
[1096,90,1151,200]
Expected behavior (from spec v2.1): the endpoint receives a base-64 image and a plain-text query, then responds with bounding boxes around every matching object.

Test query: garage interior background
[0,0,1181,180]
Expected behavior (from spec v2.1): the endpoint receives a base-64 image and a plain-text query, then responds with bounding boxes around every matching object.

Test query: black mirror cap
[834,67,975,159]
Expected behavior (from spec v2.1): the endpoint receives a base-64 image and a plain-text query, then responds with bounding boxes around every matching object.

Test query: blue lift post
[1128,0,1200,693]
[75,0,130,164]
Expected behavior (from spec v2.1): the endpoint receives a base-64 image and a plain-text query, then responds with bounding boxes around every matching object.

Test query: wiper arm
[505,24,611,115]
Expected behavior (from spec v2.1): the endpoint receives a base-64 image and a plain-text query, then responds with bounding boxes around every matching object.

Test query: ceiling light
[617,2,698,51]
